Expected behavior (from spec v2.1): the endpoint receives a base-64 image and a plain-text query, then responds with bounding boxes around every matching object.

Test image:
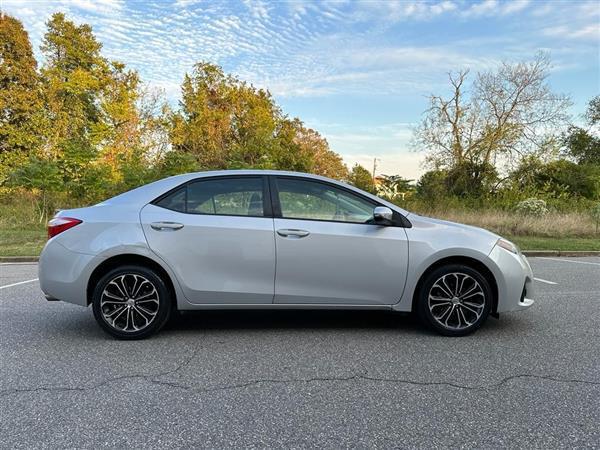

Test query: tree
[377,174,415,199]
[0,14,43,155]
[285,120,348,179]
[8,157,63,222]
[416,170,448,202]
[509,156,600,200]
[40,12,110,160]
[563,96,600,165]
[415,53,571,193]
[172,61,348,177]
[348,164,375,193]
[171,62,278,169]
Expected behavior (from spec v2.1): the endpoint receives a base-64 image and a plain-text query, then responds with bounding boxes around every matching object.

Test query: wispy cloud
[2,0,597,177]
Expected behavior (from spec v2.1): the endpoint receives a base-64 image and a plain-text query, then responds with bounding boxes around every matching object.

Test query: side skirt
[177,303,395,311]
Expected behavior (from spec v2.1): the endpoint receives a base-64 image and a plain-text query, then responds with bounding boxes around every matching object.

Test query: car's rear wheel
[416,264,492,336]
[92,265,172,340]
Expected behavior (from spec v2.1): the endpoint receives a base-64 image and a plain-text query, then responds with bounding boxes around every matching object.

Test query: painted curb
[522,250,600,258]
[0,256,39,263]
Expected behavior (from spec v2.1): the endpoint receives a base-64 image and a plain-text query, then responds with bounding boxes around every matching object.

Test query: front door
[140,176,275,304]
[272,177,409,305]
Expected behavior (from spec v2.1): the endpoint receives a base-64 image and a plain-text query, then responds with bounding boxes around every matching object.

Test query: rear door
[140,176,275,304]
[271,176,409,305]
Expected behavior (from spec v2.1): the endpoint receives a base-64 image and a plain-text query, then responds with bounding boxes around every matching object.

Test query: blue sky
[4,0,599,178]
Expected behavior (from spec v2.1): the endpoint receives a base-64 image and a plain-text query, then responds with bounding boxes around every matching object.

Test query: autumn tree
[0,14,43,157]
[172,62,348,178]
[40,12,110,162]
[415,53,571,195]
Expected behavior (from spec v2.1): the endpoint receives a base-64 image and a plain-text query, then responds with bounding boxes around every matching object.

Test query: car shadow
[163,309,421,333]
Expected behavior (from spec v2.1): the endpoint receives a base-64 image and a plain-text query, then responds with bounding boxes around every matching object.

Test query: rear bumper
[38,239,104,307]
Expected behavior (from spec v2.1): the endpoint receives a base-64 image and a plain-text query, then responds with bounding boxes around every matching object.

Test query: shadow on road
[164,309,421,333]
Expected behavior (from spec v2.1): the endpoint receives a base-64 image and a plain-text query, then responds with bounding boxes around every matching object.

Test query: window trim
[270,175,411,228]
[151,175,273,218]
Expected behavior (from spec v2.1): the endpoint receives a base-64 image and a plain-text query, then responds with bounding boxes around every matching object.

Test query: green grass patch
[510,236,600,251]
[0,227,598,257]
[0,225,46,257]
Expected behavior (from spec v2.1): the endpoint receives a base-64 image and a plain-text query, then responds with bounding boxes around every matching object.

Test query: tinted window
[155,187,186,212]
[276,178,374,223]
[155,177,265,216]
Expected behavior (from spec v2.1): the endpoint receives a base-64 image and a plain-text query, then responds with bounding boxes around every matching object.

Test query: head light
[497,238,519,254]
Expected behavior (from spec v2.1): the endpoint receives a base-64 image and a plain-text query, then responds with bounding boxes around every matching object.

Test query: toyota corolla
[39,170,534,339]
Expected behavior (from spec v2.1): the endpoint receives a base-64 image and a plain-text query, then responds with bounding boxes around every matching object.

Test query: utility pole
[372,157,379,181]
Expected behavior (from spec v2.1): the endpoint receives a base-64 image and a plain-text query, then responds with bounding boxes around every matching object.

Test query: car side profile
[39,170,534,339]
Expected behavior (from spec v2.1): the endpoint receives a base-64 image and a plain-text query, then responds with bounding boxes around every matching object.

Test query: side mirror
[373,206,393,225]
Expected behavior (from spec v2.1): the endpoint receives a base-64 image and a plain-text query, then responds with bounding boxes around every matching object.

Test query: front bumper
[488,245,535,313]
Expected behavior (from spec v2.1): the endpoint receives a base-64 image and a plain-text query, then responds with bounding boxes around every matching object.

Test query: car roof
[100,169,409,216]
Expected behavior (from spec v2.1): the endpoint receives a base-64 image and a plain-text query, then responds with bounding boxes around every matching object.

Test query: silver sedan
[39,170,534,339]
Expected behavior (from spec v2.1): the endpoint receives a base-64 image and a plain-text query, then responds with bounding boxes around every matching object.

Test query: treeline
[1,13,598,224]
[0,13,349,220]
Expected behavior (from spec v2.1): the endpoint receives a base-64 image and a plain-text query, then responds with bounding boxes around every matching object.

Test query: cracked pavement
[0,258,599,448]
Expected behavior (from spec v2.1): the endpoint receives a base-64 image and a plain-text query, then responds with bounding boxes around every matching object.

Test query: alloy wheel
[100,274,160,332]
[427,272,486,330]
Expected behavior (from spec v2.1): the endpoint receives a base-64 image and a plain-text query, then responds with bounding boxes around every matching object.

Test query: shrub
[591,203,600,233]
[515,198,549,217]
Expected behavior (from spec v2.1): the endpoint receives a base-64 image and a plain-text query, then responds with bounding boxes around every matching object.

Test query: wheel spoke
[461,303,481,315]
[103,291,126,301]
[463,300,484,307]
[109,278,127,299]
[458,307,471,326]
[134,290,157,301]
[430,301,452,309]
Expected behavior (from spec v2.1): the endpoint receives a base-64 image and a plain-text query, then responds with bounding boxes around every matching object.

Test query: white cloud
[501,0,530,15]
[462,0,531,18]
[543,24,600,41]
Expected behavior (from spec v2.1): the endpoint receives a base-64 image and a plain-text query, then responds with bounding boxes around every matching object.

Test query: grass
[0,225,46,257]
[0,198,598,257]
[509,236,600,251]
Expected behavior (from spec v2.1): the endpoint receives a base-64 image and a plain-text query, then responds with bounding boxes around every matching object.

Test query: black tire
[92,265,172,340]
[416,264,492,336]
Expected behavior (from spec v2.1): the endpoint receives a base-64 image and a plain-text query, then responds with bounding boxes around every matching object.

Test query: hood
[409,213,501,240]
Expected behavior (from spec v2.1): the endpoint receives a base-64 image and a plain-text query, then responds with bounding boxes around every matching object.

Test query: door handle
[277,229,310,238]
[150,221,184,231]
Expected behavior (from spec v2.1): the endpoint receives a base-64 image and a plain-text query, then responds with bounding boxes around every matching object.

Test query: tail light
[48,217,82,239]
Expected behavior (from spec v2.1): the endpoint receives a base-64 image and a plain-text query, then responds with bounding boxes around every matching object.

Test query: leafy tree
[172,61,347,177]
[563,96,600,165]
[347,164,375,193]
[285,120,348,179]
[416,170,448,201]
[509,156,600,200]
[415,53,571,195]
[532,160,600,199]
[0,14,43,155]
[8,157,63,222]
[40,12,110,160]
[377,174,414,199]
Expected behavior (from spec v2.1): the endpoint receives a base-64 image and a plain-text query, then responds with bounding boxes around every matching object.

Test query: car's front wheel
[416,264,492,336]
[92,265,172,339]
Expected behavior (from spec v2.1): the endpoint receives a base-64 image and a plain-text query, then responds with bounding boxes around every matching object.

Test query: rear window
[154,177,265,217]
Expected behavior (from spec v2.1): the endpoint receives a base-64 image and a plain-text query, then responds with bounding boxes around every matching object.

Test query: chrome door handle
[277,229,310,238]
[151,222,184,231]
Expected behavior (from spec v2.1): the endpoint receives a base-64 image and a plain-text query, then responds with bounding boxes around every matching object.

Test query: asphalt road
[1,258,599,449]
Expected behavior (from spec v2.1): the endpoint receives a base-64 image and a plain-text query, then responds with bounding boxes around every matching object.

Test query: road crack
[1,366,598,398]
